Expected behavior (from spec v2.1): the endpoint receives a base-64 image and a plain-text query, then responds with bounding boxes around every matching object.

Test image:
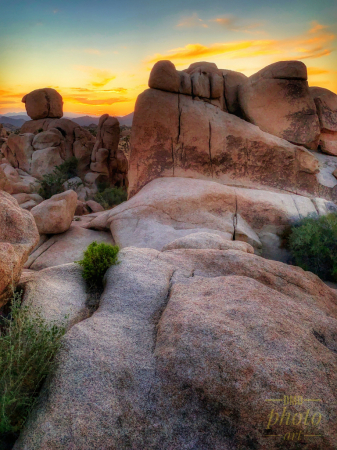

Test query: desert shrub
[288,213,337,281]
[76,241,119,290]
[94,186,127,210]
[0,291,65,441]
[39,157,79,199]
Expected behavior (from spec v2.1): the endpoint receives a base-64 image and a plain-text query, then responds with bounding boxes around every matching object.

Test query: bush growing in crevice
[0,291,65,447]
[287,212,337,282]
[38,157,80,199]
[76,241,119,293]
[94,186,127,210]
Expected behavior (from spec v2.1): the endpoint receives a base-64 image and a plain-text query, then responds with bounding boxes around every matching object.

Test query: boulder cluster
[1,60,337,450]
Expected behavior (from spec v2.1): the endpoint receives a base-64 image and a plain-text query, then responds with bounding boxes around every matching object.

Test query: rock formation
[310,86,337,156]
[0,191,39,306]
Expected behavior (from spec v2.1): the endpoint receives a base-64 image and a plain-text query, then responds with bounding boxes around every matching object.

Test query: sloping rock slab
[14,247,337,449]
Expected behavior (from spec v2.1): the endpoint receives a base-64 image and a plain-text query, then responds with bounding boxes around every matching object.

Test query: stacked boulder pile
[0,88,128,210]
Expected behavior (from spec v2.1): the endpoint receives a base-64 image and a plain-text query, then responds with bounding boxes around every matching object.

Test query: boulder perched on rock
[310,86,337,156]
[238,61,321,149]
[149,60,181,93]
[128,88,326,200]
[14,247,337,449]
[85,177,336,261]
[31,190,78,234]
[0,191,39,306]
[22,88,63,120]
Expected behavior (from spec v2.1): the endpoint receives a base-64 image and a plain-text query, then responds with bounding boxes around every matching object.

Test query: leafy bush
[94,186,127,210]
[76,241,119,290]
[0,291,65,441]
[288,213,337,281]
[39,157,79,199]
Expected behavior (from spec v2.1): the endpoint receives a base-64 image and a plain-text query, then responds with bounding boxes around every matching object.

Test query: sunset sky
[1,0,337,117]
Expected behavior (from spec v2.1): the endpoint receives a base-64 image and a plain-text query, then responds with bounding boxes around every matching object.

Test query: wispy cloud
[148,22,335,63]
[210,15,264,34]
[307,67,330,75]
[309,21,328,34]
[84,48,101,55]
[177,13,208,28]
[75,66,116,87]
[70,87,127,93]
[65,96,128,106]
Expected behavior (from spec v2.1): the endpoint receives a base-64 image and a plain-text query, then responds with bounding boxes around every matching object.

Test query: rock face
[127,88,330,200]
[14,247,337,449]
[85,177,337,261]
[31,190,78,234]
[238,61,320,149]
[0,191,39,306]
[310,86,337,156]
[22,88,63,120]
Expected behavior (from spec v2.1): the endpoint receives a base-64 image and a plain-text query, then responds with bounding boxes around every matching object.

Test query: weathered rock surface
[221,69,247,116]
[127,88,330,201]
[238,61,320,149]
[24,224,114,270]
[31,190,78,235]
[86,177,337,261]
[149,60,181,93]
[22,88,63,120]
[19,263,90,330]
[0,191,39,306]
[310,86,337,156]
[14,247,337,449]
[162,231,254,253]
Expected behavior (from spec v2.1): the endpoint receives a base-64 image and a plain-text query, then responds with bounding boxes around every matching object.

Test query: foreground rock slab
[85,177,337,261]
[14,247,337,449]
[0,191,39,306]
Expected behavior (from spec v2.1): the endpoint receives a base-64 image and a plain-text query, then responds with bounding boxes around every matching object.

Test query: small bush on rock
[39,157,79,199]
[94,186,127,210]
[76,241,119,290]
[288,213,337,281]
[0,291,65,442]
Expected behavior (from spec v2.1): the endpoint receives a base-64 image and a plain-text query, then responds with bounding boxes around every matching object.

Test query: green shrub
[39,157,79,199]
[288,213,337,281]
[76,241,119,290]
[0,291,65,439]
[94,186,127,210]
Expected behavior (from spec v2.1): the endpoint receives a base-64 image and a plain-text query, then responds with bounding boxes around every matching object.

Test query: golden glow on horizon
[1,21,336,116]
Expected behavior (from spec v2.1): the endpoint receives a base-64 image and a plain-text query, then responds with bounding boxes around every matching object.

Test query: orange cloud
[148,22,335,64]
[64,96,128,106]
[307,67,330,75]
[84,48,101,55]
[309,21,328,34]
[75,66,116,87]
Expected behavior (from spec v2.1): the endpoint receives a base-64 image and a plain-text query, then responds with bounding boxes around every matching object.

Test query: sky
[1,0,337,117]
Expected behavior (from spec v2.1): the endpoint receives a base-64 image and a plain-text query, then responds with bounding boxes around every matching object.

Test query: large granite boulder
[14,247,337,449]
[31,190,78,234]
[310,86,337,156]
[238,61,321,150]
[127,88,329,201]
[22,88,63,120]
[85,177,337,262]
[0,191,39,306]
